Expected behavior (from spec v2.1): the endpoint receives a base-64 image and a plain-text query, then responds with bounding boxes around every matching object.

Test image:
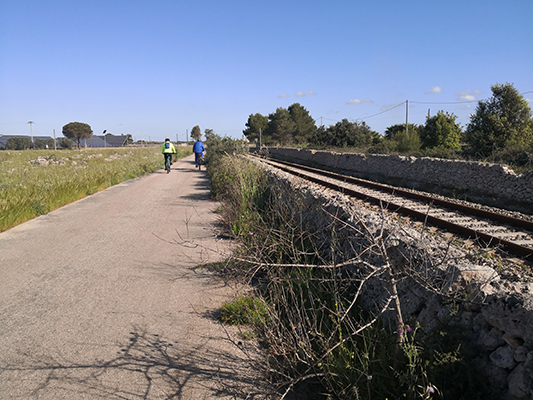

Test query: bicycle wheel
[165,156,171,173]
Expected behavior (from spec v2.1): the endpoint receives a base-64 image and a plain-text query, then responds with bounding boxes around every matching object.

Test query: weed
[219,293,267,326]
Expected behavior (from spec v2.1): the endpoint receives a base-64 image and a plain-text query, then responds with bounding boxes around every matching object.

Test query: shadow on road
[0,326,269,399]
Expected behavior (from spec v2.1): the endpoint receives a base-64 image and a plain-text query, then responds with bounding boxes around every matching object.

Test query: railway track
[252,155,533,259]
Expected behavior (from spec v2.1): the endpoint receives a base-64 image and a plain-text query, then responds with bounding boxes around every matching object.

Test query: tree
[62,122,93,149]
[60,137,74,149]
[309,125,333,147]
[190,125,202,142]
[465,83,533,156]
[5,136,32,150]
[420,111,462,150]
[204,129,215,142]
[34,138,55,150]
[384,123,419,141]
[243,113,268,143]
[288,103,317,144]
[265,107,295,146]
[326,119,378,148]
[395,130,422,153]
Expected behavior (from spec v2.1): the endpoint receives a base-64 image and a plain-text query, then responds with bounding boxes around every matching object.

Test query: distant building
[84,134,131,148]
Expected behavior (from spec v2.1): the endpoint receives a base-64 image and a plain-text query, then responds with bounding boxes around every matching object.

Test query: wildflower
[427,386,435,394]
[406,325,412,332]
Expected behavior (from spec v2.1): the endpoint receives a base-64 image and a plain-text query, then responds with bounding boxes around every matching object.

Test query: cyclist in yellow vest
[162,138,177,173]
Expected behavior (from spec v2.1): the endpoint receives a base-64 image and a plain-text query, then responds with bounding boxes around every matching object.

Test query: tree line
[243,83,533,165]
[1,136,74,150]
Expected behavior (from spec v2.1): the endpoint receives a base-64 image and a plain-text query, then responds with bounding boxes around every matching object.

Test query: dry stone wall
[255,157,533,400]
[264,147,533,204]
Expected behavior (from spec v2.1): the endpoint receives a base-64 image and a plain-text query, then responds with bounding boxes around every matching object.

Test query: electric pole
[28,121,34,145]
[405,100,409,136]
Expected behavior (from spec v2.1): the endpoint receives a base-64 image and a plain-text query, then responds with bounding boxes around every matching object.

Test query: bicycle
[164,154,173,173]
[195,152,203,171]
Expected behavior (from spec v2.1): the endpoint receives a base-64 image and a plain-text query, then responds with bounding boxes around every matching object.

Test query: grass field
[0,146,191,232]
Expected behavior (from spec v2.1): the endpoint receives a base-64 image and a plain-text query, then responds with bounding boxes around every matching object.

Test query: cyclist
[192,139,205,168]
[162,138,176,173]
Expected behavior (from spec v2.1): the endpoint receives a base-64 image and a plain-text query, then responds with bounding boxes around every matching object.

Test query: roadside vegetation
[243,83,533,173]
[0,146,191,232]
[206,136,488,399]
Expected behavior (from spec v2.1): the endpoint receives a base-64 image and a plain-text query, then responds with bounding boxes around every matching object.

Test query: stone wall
[263,147,533,204]
[256,157,533,400]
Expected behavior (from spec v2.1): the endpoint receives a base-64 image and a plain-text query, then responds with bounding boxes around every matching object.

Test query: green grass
[0,146,192,232]
[219,293,267,326]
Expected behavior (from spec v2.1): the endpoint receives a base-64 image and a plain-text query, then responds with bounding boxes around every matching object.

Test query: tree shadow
[0,327,270,399]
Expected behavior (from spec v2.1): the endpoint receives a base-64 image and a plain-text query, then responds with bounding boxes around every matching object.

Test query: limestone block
[490,345,517,369]
[479,327,506,350]
[507,363,532,399]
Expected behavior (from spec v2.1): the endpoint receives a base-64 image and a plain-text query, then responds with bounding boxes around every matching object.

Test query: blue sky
[1,0,532,142]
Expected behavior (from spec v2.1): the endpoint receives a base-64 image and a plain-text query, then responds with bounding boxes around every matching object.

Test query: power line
[410,100,478,105]
[353,101,405,122]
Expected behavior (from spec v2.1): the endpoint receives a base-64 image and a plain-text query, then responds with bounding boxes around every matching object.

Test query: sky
[1,0,532,142]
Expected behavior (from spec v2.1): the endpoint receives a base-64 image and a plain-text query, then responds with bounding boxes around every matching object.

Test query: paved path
[0,155,262,399]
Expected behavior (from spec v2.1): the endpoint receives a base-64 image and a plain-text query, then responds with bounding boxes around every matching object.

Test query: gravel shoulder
[0,155,264,399]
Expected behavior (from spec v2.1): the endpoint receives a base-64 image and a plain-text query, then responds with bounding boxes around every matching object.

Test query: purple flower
[427,386,435,394]
[406,326,412,332]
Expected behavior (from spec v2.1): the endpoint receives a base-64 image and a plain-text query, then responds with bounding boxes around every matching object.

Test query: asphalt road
[0,155,262,399]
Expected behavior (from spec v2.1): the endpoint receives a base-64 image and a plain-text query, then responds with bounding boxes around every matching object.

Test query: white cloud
[295,90,316,97]
[346,98,373,105]
[278,93,289,98]
[456,89,481,101]
[425,86,442,94]
[526,98,533,103]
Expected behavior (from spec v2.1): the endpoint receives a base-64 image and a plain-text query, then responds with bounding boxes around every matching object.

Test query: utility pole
[405,100,409,136]
[186,129,189,144]
[28,121,34,146]
[259,128,262,147]
[53,129,57,150]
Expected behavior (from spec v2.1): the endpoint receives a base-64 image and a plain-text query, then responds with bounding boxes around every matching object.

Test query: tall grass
[0,147,191,231]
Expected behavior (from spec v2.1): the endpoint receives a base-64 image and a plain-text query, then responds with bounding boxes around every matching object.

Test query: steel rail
[254,155,533,259]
